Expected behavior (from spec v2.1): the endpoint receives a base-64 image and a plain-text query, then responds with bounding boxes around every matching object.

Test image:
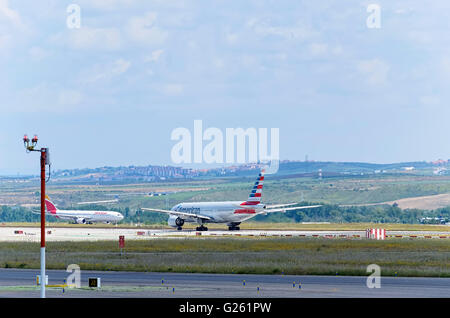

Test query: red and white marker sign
[366,228,386,240]
[119,235,125,248]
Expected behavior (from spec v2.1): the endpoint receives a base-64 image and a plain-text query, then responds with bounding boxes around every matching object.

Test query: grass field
[5,174,450,209]
[1,238,448,277]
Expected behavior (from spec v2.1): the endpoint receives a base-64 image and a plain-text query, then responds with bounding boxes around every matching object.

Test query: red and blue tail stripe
[241,170,265,206]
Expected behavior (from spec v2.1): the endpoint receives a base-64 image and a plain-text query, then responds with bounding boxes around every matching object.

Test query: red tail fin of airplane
[44,196,57,214]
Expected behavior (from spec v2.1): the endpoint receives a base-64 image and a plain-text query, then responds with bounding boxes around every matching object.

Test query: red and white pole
[23,135,48,298]
[40,148,47,298]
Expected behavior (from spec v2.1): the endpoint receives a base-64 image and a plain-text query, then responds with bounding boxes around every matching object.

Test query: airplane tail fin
[241,170,265,206]
[44,195,58,214]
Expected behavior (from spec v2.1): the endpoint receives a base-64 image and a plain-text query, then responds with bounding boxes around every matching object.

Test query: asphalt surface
[1,227,449,242]
[0,269,448,298]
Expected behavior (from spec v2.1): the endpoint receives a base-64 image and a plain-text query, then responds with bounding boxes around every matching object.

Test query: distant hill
[38,159,450,184]
[276,160,435,175]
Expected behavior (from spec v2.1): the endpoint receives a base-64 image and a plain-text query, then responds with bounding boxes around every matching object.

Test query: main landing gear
[196,225,208,231]
[228,223,241,231]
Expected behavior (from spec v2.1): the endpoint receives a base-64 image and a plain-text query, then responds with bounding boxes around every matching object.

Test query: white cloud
[162,83,183,96]
[81,58,131,84]
[420,95,440,107]
[58,89,84,106]
[331,45,343,55]
[309,43,328,56]
[80,0,187,11]
[0,33,10,49]
[394,7,415,15]
[212,57,225,69]
[126,12,168,46]
[306,43,343,59]
[29,46,49,61]
[3,83,84,113]
[357,59,390,86]
[225,32,238,45]
[110,58,131,74]
[82,0,138,10]
[144,49,164,63]
[64,27,122,50]
[0,0,26,51]
[0,0,23,28]
[240,55,258,68]
[247,18,316,41]
[441,57,450,76]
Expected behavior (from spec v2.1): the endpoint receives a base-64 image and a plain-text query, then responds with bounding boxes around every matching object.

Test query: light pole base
[40,247,45,298]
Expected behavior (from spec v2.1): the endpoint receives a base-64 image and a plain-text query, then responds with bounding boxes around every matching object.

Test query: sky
[0,0,449,175]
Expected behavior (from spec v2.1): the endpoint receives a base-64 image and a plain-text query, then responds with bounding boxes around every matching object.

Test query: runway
[0,269,448,298]
[0,227,449,242]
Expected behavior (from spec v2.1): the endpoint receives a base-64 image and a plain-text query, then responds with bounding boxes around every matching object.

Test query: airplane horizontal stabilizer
[31,209,52,215]
[264,203,298,209]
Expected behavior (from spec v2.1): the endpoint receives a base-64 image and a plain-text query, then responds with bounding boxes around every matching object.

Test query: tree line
[1,203,449,224]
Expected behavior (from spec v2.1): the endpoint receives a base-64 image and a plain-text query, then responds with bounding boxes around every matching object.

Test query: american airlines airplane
[36,196,124,224]
[142,171,321,231]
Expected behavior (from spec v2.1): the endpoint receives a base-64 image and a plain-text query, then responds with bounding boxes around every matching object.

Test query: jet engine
[168,215,184,228]
[76,218,86,224]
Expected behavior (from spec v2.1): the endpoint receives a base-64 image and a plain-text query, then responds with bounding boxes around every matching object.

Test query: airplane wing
[141,207,212,220]
[263,205,322,213]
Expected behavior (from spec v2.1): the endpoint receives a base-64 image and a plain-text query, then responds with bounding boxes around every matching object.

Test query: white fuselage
[171,201,265,225]
[50,210,124,224]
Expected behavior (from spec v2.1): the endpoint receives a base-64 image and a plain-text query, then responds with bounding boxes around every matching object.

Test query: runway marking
[1,227,449,242]
[0,285,205,293]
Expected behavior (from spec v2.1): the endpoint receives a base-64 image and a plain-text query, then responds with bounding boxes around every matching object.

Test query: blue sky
[1,0,449,174]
